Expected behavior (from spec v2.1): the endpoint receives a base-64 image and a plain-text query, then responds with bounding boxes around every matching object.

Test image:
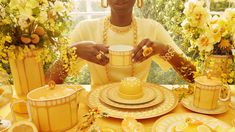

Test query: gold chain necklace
[102,16,138,82]
[103,16,137,46]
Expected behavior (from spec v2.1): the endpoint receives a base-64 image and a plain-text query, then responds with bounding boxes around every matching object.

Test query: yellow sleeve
[151,21,184,71]
[68,21,88,74]
[70,21,87,44]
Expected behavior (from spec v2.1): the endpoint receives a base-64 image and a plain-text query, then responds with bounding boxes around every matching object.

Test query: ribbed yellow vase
[204,55,233,78]
[9,51,45,97]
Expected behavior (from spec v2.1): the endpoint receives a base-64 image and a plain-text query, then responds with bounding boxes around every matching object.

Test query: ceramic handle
[219,85,231,101]
[10,100,32,122]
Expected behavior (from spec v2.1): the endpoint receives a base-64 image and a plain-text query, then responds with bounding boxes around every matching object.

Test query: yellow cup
[109,45,133,67]
[193,76,230,110]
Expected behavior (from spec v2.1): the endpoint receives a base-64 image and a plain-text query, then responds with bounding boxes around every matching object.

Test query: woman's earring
[101,0,108,8]
[137,0,143,8]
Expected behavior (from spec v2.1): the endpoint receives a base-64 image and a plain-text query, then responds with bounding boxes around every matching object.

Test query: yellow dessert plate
[99,86,164,109]
[152,113,231,132]
[181,95,229,114]
[107,84,158,104]
[88,83,178,119]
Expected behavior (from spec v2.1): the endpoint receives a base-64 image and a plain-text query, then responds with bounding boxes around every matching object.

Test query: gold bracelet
[175,62,194,83]
[161,47,175,61]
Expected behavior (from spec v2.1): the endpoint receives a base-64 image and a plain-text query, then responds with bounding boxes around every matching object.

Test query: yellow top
[70,17,183,86]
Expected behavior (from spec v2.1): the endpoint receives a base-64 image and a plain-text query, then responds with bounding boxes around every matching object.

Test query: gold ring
[142,45,153,57]
[96,51,104,60]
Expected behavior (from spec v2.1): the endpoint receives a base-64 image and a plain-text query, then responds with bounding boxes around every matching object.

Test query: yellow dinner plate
[152,113,231,132]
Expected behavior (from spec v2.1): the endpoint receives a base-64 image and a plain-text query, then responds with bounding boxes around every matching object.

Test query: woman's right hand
[71,42,109,66]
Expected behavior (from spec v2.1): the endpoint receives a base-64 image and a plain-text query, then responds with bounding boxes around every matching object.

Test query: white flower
[223,8,235,24]
[18,14,35,30]
[183,0,209,28]
[9,0,27,9]
[53,1,66,13]
[210,24,222,43]
[38,11,48,23]
[181,19,190,27]
[25,0,39,9]
[183,0,204,16]
[19,8,33,17]
[196,31,216,52]
[0,4,5,18]
[210,15,219,25]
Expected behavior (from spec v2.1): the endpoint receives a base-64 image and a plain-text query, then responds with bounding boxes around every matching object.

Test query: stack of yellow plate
[88,82,178,119]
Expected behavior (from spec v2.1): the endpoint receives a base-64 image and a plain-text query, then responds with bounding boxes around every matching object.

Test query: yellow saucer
[107,84,158,105]
[181,95,229,115]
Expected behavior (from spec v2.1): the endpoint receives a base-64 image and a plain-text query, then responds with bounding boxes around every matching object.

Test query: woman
[46,0,196,86]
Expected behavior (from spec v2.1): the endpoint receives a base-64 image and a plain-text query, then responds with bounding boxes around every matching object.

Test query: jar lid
[195,76,222,86]
[27,84,77,101]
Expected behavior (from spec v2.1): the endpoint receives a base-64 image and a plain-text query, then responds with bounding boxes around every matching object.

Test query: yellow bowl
[119,77,143,95]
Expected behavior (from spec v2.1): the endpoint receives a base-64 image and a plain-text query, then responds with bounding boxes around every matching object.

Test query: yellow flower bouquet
[0,0,74,72]
[0,0,76,96]
[182,0,235,83]
[182,0,235,55]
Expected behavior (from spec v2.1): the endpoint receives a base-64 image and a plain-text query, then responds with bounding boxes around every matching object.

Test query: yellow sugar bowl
[11,83,83,132]
[27,84,83,132]
[193,75,230,110]
[118,77,143,100]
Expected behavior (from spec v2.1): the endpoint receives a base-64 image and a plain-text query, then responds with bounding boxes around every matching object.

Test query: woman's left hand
[132,39,157,63]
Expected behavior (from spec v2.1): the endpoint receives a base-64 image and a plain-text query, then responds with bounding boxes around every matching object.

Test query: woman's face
[107,0,136,14]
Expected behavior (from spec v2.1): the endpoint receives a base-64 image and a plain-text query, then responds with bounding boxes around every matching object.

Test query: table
[0,85,235,131]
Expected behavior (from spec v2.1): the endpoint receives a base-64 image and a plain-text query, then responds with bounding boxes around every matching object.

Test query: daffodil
[210,24,222,43]
[196,32,215,52]
[182,2,235,56]
[53,1,66,13]
[218,39,232,49]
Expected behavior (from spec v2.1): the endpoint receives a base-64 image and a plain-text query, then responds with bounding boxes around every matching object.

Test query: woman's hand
[71,42,109,66]
[132,39,159,63]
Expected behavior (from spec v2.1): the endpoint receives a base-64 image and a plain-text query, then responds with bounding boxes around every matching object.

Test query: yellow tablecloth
[1,85,235,132]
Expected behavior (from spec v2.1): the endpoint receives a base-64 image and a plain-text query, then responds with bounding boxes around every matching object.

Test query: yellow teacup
[193,76,230,110]
[109,45,133,67]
